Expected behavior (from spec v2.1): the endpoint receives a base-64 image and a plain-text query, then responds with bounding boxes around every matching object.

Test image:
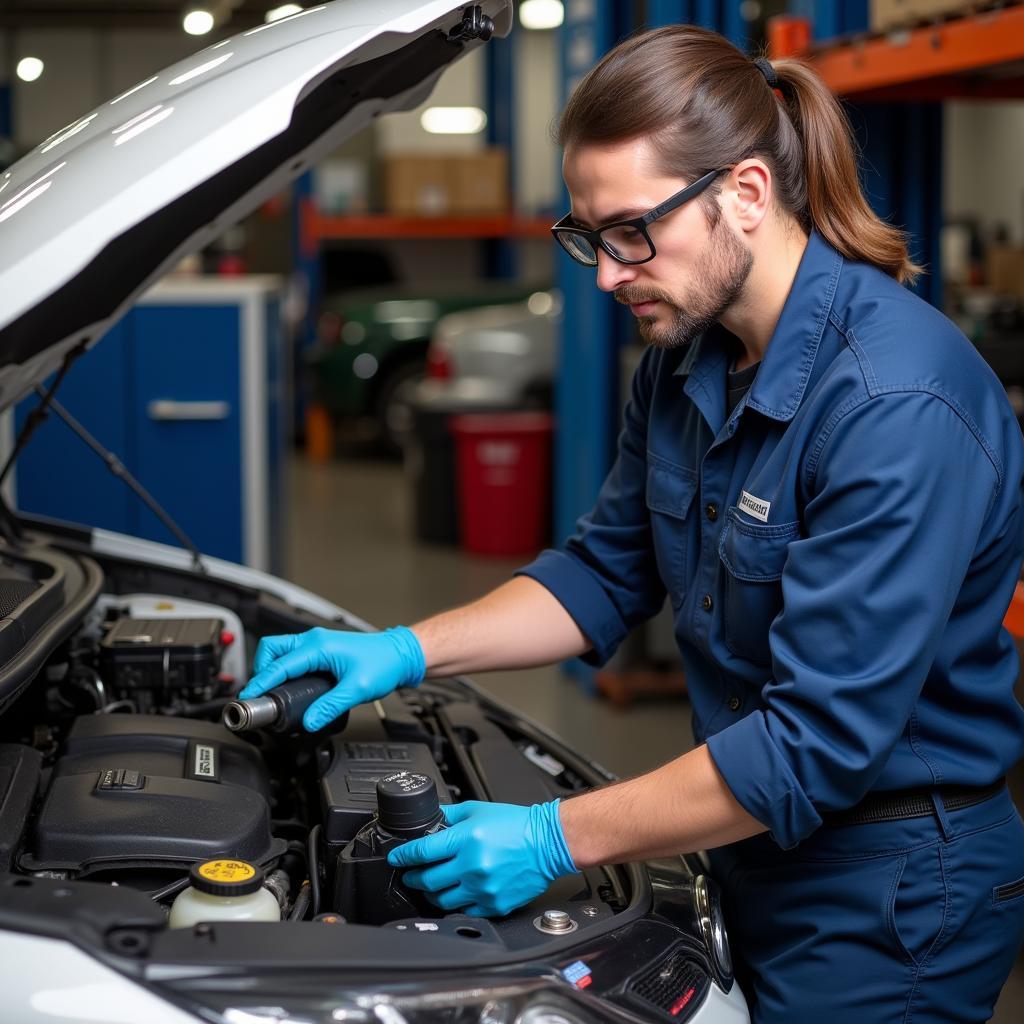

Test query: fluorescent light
[265,4,304,21]
[420,106,487,135]
[519,0,564,30]
[183,9,215,35]
[16,57,44,83]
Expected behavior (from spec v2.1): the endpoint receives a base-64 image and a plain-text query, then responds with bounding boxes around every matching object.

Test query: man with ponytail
[245,25,1024,1021]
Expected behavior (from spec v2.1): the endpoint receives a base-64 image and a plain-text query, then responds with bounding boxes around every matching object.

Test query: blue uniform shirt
[519,230,1024,849]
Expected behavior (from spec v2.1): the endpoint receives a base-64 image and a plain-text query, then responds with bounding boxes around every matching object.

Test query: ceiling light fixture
[265,4,304,21]
[16,58,44,83]
[420,107,488,135]
[518,0,564,30]
[182,9,216,35]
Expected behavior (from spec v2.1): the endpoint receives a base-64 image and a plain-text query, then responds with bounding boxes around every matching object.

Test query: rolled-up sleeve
[516,348,667,666]
[707,390,1001,848]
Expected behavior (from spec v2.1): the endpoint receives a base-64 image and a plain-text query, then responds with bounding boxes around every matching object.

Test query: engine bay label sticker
[198,859,255,883]
[188,741,219,782]
[562,960,592,989]
[522,743,565,777]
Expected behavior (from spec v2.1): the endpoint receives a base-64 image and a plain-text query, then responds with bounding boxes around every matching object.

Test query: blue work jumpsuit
[519,231,1024,1022]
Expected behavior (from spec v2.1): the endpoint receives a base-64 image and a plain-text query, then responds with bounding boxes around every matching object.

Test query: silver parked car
[425,289,561,406]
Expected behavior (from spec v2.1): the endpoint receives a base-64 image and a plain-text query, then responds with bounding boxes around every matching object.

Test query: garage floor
[286,452,1023,1020]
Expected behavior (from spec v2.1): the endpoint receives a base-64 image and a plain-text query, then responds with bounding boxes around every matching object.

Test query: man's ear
[727,159,772,233]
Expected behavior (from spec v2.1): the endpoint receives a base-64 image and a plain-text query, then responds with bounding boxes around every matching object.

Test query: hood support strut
[0,340,90,547]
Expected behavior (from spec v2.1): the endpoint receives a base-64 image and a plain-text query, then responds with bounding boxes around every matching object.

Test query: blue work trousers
[709,787,1024,1022]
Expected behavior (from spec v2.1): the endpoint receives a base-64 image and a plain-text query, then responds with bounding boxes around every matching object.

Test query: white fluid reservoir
[169,858,280,928]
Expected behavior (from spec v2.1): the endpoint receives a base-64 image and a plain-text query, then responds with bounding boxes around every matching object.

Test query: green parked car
[311,280,543,453]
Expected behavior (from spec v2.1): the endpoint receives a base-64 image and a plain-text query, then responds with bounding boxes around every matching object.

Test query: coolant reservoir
[169,858,281,928]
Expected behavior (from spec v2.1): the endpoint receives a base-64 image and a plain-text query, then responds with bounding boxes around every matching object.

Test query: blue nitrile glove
[238,626,426,731]
[387,799,577,918]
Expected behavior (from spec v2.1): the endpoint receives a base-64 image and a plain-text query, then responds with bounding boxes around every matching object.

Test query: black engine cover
[21,715,282,875]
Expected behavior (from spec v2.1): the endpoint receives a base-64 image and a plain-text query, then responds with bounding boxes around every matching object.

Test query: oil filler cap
[376,772,441,834]
[189,858,265,897]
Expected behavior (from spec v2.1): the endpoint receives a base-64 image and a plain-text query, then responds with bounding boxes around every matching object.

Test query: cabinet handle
[147,400,231,421]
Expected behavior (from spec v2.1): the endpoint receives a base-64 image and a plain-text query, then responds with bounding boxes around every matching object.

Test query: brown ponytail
[558,27,921,285]
[771,59,921,284]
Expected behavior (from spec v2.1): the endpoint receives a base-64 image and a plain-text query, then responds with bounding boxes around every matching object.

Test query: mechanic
[240,25,1024,1023]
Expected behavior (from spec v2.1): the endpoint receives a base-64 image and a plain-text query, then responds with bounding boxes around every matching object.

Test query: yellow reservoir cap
[189,858,264,896]
[198,860,256,883]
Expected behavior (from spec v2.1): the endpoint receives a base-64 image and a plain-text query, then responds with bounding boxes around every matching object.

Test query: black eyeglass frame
[551,167,731,267]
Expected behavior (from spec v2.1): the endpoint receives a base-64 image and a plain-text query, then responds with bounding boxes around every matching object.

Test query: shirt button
[728,696,741,712]
[705,503,718,522]
[701,594,714,612]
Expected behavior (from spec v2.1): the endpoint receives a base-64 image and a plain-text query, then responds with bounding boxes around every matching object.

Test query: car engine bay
[0,578,628,948]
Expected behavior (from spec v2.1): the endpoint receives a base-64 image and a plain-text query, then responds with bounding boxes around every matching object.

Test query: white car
[426,290,561,407]
[0,3,750,1022]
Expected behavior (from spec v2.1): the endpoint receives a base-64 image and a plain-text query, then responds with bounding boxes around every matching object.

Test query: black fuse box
[319,703,450,846]
[100,617,225,694]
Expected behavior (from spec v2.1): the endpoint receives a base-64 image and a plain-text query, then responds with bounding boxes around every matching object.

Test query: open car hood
[0,0,511,414]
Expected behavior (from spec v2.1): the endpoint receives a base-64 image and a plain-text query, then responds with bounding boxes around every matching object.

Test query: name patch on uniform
[739,490,771,523]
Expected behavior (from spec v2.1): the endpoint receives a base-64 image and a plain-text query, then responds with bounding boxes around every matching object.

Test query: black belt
[823,778,1006,829]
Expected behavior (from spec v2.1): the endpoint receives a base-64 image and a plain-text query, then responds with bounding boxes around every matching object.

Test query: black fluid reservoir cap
[189,858,265,897]
[376,772,441,834]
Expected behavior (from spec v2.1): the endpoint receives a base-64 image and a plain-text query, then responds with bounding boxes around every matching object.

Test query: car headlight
[693,874,733,988]
[171,977,622,1024]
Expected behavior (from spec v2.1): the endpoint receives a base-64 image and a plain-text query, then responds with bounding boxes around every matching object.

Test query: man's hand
[238,626,426,731]
[388,800,577,917]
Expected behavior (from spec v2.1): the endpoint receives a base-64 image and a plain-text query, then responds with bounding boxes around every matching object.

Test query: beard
[615,212,753,350]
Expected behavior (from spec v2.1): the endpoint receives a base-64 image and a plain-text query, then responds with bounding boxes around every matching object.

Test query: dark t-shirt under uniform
[727,360,760,417]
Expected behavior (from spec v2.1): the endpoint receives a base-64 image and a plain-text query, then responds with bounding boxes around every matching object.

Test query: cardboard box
[381,150,509,217]
[987,246,1024,302]
[870,0,974,33]
[383,156,454,216]
[314,158,369,215]
[448,150,509,216]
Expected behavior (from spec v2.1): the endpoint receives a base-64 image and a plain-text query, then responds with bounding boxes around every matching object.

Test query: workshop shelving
[299,201,552,258]
[770,5,1024,101]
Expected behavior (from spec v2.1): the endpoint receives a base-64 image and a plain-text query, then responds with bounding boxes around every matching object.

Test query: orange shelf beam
[803,6,1024,98]
[1004,581,1024,639]
[301,205,552,257]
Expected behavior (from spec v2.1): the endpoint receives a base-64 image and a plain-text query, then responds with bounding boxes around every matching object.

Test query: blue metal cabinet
[13,276,286,572]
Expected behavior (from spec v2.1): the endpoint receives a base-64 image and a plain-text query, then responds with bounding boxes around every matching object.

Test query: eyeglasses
[551,168,730,268]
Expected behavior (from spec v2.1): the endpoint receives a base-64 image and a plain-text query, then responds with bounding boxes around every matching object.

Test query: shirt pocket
[718,509,799,664]
[646,458,698,609]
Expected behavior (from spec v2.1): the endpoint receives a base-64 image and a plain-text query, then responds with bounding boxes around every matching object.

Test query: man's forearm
[559,744,767,866]
[411,576,590,677]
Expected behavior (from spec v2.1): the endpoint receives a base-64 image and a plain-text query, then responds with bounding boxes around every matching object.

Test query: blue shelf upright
[485,28,518,279]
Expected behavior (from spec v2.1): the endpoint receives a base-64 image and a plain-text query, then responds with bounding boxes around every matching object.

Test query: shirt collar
[672,229,843,422]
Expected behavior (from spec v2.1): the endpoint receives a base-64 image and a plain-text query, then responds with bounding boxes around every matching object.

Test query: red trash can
[450,412,553,556]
